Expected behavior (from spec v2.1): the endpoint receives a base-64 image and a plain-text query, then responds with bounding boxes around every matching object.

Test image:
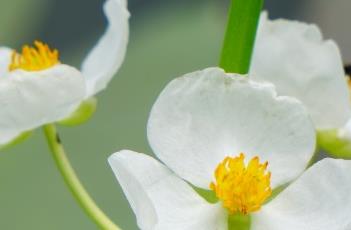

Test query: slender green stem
[43,124,120,230]
[219,0,264,74]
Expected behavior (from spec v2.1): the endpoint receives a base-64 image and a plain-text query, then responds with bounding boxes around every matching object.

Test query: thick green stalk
[43,124,120,230]
[219,0,264,74]
[228,213,251,230]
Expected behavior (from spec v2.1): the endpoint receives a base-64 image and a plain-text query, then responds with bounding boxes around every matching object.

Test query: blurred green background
[0,0,350,229]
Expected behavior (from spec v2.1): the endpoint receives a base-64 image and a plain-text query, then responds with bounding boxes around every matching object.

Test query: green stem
[43,124,121,230]
[219,0,264,74]
[228,213,251,230]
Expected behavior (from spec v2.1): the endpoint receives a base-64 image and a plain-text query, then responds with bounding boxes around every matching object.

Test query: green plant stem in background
[43,124,121,230]
[219,0,264,74]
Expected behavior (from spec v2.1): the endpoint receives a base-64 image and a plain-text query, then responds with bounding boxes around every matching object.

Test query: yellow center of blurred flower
[9,41,60,72]
[210,153,272,215]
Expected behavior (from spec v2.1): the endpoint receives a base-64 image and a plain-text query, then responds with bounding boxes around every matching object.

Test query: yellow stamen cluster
[9,41,60,72]
[210,153,272,215]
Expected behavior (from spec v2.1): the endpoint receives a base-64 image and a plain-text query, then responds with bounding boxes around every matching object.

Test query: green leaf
[317,129,351,159]
[58,97,97,126]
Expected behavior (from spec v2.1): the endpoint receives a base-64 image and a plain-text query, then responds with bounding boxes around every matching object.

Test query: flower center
[210,153,272,215]
[9,41,60,72]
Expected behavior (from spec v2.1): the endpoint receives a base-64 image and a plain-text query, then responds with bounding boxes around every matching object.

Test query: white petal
[0,64,85,144]
[250,12,351,130]
[0,47,12,77]
[0,130,23,145]
[81,0,129,97]
[147,67,315,189]
[252,158,351,230]
[108,150,227,230]
[338,118,351,140]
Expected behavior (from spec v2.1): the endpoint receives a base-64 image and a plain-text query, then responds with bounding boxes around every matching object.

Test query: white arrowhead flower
[109,68,351,229]
[0,0,129,145]
[250,12,351,131]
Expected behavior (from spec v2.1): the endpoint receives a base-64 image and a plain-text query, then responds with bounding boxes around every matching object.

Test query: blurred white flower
[81,0,129,97]
[0,0,129,145]
[107,68,351,230]
[250,12,351,131]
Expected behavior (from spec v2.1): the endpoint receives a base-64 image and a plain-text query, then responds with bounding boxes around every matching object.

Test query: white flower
[81,0,129,97]
[107,68,351,230]
[0,0,129,145]
[250,12,351,131]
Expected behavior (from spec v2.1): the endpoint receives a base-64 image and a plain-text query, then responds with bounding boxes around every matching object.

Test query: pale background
[0,0,349,229]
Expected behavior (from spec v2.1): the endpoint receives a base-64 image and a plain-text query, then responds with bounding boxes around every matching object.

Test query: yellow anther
[9,41,60,72]
[210,153,272,215]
